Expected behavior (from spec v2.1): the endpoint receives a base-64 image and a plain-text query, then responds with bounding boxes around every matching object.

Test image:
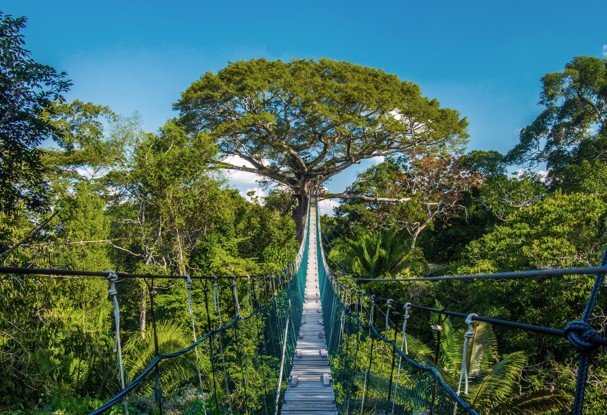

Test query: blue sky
[4,0,607,203]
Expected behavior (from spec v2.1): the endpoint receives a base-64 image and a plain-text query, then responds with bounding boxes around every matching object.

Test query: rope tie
[391,302,411,415]
[457,313,478,396]
[185,275,194,315]
[385,299,393,331]
[213,278,219,313]
[360,297,376,415]
[402,302,411,355]
[105,271,127,413]
[231,278,241,317]
[108,285,118,297]
[565,320,607,352]
[253,277,259,308]
[369,296,375,325]
[246,275,252,308]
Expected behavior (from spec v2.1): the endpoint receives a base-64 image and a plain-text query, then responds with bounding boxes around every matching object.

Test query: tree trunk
[293,192,310,243]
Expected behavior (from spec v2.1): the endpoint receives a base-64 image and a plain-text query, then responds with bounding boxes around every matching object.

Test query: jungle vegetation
[1,11,606,415]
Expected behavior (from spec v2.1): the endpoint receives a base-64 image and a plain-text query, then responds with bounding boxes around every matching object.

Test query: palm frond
[468,351,527,410]
[124,321,196,394]
[467,322,498,376]
[487,388,571,415]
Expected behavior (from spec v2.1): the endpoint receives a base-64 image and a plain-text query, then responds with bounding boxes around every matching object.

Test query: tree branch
[212,160,292,186]
[321,193,413,203]
[0,211,59,262]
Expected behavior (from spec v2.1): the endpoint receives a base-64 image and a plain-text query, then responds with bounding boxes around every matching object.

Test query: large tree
[0,13,71,214]
[176,58,468,237]
[507,56,607,191]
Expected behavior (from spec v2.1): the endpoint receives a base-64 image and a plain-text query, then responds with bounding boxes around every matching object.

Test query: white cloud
[369,155,385,165]
[603,45,607,58]
[222,155,266,185]
[318,198,339,216]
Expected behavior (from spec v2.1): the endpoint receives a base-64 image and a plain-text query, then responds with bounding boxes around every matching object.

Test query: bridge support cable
[275,301,291,415]
[571,247,607,415]
[203,285,220,415]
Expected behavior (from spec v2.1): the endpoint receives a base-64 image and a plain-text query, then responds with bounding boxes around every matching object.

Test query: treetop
[175,58,468,193]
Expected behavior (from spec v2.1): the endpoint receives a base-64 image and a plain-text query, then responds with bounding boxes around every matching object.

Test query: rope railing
[314,196,607,415]
[0,200,312,415]
[0,265,276,280]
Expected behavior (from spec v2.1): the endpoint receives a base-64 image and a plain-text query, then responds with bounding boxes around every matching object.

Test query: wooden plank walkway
[281,205,338,415]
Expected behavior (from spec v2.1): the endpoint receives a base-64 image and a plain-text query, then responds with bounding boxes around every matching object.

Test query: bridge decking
[281,205,338,415]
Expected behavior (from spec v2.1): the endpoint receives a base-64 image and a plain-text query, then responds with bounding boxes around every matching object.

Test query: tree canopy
[176,58,468,234]
[0,13,71,214]
[507,56,607,190]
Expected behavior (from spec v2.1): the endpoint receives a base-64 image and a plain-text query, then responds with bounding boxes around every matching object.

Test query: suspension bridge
[1,197,607,414]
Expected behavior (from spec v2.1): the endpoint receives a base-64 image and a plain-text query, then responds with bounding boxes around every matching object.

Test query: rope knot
[564,320,600,352]
[465,313,478,339]
[105,271,118,296]
[105,270,118,282]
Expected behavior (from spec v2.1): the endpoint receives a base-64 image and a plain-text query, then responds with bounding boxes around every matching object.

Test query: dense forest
[1,11,606,415]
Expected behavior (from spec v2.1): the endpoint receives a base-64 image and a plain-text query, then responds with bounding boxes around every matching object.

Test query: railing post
[231,277,241,317]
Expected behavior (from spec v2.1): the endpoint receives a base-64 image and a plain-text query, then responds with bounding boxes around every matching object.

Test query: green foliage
[460,150,507,179]
[443,192,606,362]
[331,155,479,255]
[124,322,196,394]
[41,100,120,169]
[406,308,569,414]
[0,13,71,214]
[0,275,118,409]
[329,227,427,280]
[507,56,607,195]
[461,192,606,271]
[0,112,298,413]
